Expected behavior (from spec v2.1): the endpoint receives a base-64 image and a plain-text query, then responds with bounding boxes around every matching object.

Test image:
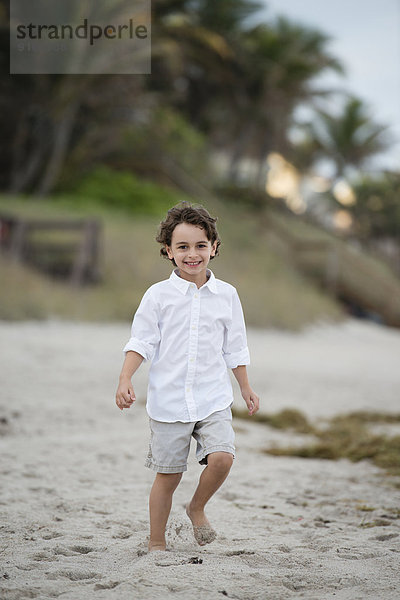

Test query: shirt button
[194,293,199,298]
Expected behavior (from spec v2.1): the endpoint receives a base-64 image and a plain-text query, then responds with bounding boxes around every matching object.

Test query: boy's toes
[193,525,217,546]
[185,505,217,546]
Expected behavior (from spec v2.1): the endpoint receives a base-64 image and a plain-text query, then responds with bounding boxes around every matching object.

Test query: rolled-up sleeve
[123,288,160,362]
[222,289,250,369]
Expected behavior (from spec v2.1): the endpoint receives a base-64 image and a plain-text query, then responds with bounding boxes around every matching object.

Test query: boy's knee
[156,472,183,491]
[207,452,233,473]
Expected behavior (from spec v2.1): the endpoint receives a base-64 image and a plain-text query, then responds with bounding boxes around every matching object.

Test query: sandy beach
[1,319,400,599]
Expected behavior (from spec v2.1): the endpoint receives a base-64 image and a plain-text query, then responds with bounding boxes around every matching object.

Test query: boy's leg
[146,418,193,551]
[149,472,182,551]
[187,451,233,545]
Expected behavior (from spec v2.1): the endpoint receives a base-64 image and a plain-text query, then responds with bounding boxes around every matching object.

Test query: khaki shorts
[145,406,235,473]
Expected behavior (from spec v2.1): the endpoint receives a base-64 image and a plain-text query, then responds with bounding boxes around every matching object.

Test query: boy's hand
[116,378,136,411]
[241,386,259,416]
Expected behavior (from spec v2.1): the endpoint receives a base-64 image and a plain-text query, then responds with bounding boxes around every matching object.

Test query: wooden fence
[0,214,102,286]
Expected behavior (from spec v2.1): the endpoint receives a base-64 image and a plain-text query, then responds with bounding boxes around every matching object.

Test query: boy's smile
[166,223,217,287]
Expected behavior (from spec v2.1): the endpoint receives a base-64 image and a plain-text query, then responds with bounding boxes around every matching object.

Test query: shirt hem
[146,399,233,423]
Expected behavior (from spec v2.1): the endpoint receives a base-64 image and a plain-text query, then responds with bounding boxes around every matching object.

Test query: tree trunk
[9,112,49,194]
[228,122,255,182]
[36,101,80,196]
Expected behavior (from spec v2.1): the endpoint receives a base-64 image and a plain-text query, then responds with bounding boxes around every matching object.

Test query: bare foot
[186,504,217,546]
[148,541,167,552]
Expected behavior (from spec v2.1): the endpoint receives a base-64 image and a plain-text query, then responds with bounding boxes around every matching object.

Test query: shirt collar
[169,269,218,294]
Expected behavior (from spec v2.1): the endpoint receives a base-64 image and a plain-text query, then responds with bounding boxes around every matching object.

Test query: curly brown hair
[156,202,221,265]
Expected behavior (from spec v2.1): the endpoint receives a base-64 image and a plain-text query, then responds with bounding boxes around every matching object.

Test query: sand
[1,318,400,599]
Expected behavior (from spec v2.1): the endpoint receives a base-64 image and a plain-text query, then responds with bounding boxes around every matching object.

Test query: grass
[0,194,343,327]
[264,211,400,327]
[2,186,400,326]
[233,409,400,476]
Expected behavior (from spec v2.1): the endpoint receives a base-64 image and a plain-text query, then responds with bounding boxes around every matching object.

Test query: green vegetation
[64,166,189,215]
[2,178,400,326]
[234,409,400,476]
[0,192,343,326]
[3,159,400,327]
[347,172,400,240]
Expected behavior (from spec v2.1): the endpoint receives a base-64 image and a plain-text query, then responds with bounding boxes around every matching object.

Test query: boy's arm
[232,365,259,416]
[115,351,144,411]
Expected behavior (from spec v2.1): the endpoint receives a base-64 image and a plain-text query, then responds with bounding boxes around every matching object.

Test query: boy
[115,202,259,552]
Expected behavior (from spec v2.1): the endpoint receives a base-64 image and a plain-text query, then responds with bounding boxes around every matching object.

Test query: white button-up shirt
[123,269,250,422]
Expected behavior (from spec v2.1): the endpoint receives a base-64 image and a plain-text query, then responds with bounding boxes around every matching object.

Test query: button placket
[184,287,200,420]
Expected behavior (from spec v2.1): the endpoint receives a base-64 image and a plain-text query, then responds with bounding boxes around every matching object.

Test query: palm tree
[227,17,344,188]
[150,0,260,129]
[305,96,391,179]
[188,0,263,35]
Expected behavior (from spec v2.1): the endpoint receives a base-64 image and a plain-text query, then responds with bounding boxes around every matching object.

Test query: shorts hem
[197,444,235,464]
[145,459,187,474]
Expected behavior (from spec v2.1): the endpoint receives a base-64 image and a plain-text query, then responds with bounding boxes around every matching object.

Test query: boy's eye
[177,243,207,249]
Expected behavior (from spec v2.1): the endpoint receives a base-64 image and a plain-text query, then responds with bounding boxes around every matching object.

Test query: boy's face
[166,222,217,284]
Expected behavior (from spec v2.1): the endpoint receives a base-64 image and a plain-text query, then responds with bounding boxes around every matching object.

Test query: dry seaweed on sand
[234,409,400,476]
[232,407,315,434]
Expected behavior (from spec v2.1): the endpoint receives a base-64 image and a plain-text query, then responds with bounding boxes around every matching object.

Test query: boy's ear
[165,245,174,260]
[211,241,217,257]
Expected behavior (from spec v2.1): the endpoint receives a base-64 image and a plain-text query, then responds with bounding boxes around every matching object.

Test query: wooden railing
[0,214,102,286]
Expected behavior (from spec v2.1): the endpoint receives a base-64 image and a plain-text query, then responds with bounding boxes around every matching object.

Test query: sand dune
[1,319,399,599]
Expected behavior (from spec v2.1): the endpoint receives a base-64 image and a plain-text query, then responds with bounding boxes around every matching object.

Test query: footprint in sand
[94,581,121,590]
[32,551,58,562]
[28,487,56,495]
[69,545,97,554]
[41,531,63,540]
[225,549,256,556]
[336,547,380,560]
[112,530,132,539]
[373,533,399,542]
[47,570,101,581]
[230,551,268,568]
[52,545,98,556]
[53,547,75,557]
